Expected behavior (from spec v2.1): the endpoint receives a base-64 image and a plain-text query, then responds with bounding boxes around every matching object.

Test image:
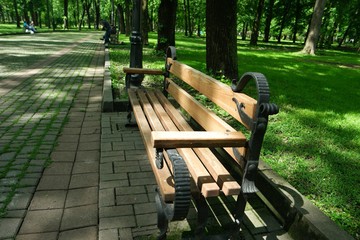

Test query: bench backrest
[163,47,278,193]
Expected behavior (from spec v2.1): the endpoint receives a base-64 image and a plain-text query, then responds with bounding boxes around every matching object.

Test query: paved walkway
[0,32,103,240]
[0,32,291,240]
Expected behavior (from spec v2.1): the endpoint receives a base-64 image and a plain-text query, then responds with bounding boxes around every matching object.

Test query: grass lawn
[109,32,360,239]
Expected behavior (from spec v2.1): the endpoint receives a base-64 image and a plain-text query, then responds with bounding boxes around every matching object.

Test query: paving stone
[100,205,134,218]
[99,188,116,207]
[116,193,149,205]
[16,232,58,240]
[57,134,80,143]
[5,209,27,218]
[7,193,33,210]
[134,202,157,215]
[56,142,78,151]
[29,190,67,210]
[18,177,40,187]
[78,141,100,151]
[37,175,71,190]
[136,212,157,227]
[61,127,82,135]
[0,218,23,239]
[72,161,98,174]
[58,226,97,240]
[69,173,98,188]
[119,228,134,239]
[115,185,147,195]
[60,204,98,230]
[19,209,63,234]
[100,173,127,182]
[129,177,156,186]
[99,229,119,240]
[43,162,73,175]
[100,180,129,189]
[65,187,98,207]
[99,215,136,230]
[76,150,100,162]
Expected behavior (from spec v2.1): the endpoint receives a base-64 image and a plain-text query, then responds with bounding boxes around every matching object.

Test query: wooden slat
[144,91,220,198]
[151,131,246,148]
[154,90,241,196]
[166,78,237,132]
[127,89,174,201]
[164,80,247,166]
[167,58,257,129]
[123,67,163,75]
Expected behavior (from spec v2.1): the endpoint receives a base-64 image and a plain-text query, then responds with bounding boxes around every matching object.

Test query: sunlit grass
[109,33,360,238]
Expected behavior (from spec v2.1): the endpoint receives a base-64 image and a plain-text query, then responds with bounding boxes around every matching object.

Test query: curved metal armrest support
[232,72,279,193]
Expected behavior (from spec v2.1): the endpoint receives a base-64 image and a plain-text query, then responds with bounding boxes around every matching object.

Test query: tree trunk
[94,0,100,29]
[63,0,68,29]
[250,0,265,46]
[277,1,291,43]
[301,0,327,54]
[142,0,149,45]
[263,0,274,42]
[13,0,20,28]
[117,4,125,34]
[186,0,192,36]
[156,0,178,52]
[292,0,301,43]
[183,0,188,36]
[125,0,131,36]
[241,22,248,40]
[206,0,238,80]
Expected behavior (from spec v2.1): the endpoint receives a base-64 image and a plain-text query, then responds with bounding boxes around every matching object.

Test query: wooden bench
[124,46,278,239]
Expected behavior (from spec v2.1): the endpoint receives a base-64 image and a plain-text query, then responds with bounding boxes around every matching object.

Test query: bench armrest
[151,131,246,148]
[123,67,163,75]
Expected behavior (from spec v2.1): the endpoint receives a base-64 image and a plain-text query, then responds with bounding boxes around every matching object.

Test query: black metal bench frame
[124,46,278,239]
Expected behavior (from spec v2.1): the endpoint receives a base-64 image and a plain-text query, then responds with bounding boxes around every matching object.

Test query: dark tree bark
[301,0,327,54]
[13,0,20,27]
[206,0,238,80]
[117,4,125,34]
[263,0,274,42]
[94,0,100,29]
[156,0,178,52]
[63,0,68,29]
[142,0,149,45]
[186,0,192,36]
[241,22,248,40]
[183,0,188,36]
[125,0,131,36]
[292,0,302,43]
[250,0,265,46]
[277,0,291,43]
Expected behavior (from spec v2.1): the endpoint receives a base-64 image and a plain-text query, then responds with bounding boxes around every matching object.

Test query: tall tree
[250,0,265,46]
[206,0,238,80]
[117,4,125,34]
[124,0,131,36]
[292,0,302,43]
[277,0,291,43]
[263,0,275,42]
[301,0,327,54]
[142,0,150,45]
[63,0,68,29]
[13,0,20,27]
[156,0,177,52]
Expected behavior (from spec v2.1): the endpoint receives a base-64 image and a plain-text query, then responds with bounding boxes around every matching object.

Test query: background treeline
[1,0,359,49]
